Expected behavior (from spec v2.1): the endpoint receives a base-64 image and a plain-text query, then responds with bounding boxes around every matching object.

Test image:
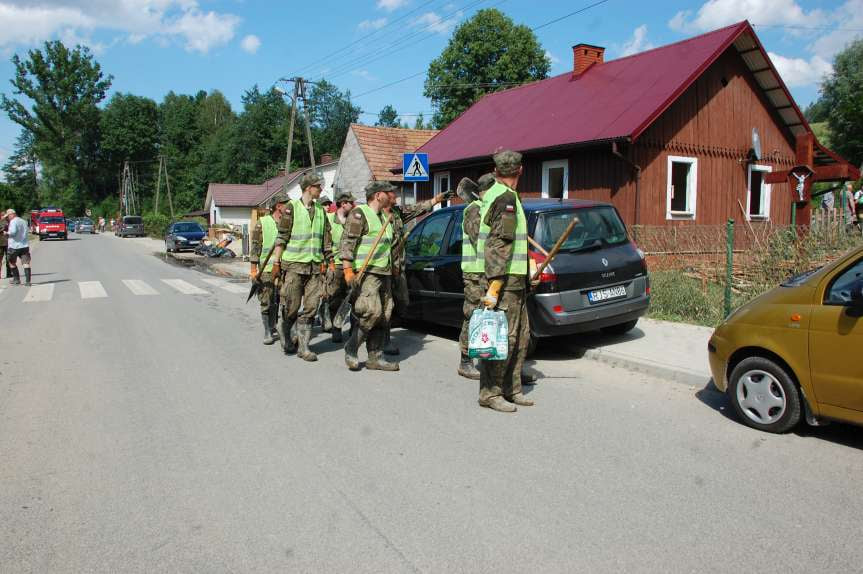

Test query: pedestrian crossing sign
[403,153,429,182]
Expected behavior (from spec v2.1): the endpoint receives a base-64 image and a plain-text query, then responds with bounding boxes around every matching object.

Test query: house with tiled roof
[416,21,858,226]
[333,125,438,204]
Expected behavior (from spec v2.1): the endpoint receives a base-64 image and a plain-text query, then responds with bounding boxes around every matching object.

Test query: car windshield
[124,217,142,225]
[781,267,822,287]
[81,218,93,224]
[173,223,204,233]
[41,217,64,224]
[534,206,628,253]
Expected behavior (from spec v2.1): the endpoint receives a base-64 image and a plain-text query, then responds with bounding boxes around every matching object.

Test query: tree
[307,80,361,159]
[819,39,863,166]
[1,130,39,212]
[423,9,549,128]
[375,104,400,127]
[1,41,112,212]
[225,85,291,183]
[413,113,427,130]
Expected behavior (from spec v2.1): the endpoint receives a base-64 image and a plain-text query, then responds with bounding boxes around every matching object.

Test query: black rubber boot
[344,327,367,371]
[10,267,20,285]
[332,325,343,344]
[269,308,280,339]
[457,353,481,380]
[366,329,399,371]
[280,316,297,355]
[297,322,318,362]
[383,326,400,356]
[262,315,276,345]
[23,268,30,286]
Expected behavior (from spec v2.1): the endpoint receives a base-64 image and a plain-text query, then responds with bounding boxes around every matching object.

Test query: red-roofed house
[416,21,858,226]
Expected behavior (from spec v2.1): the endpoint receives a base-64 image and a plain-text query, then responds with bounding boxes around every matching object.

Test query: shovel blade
[246,281,261,303]
[332,298,353,328]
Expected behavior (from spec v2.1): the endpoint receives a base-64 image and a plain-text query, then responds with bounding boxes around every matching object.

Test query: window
[542,159,568,199]
[825,258,863,305]
[445,212,463,255]
[405,213,451,257]
[534,207,628,252]
[433,171,450,210]
[666,156,698,219]
[747,164,772,220]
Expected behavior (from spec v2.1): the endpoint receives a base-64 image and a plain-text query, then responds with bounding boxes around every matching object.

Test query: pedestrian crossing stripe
[161,278,208,295]
[23,284,54,303]
[200,277,248,294]
[79,281,108,299]
[8,277,256,302]
[122,279,158,295]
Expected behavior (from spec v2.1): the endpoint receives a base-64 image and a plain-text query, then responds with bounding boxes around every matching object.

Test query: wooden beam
[767,164,857,183]
[774,105,794,110]
[796,133,814,167]
[763,87,783,93]
[737,47,761,55]
[750,66,772,74]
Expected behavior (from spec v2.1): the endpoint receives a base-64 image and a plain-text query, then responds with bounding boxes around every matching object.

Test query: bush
[647,271,737,327]
[143,213,170,238]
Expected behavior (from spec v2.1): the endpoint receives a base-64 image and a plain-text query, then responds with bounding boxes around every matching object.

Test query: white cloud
[544,50,560,66]
[351,69,376,81]
[768,52,833,87]
[668,0,822,33]
[0,1,241,54]
[415,11,461,35]
[377,0,407,11]
[619,25,654,57]
[240,34,260,54]
[358,18,387,31]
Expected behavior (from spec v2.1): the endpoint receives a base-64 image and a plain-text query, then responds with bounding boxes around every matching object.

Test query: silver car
[78,218,95,234]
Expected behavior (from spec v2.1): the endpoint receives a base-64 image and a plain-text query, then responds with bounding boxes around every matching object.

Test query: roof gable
[350,124,439,180]
[207,183,264,207]
[419,21,812,165]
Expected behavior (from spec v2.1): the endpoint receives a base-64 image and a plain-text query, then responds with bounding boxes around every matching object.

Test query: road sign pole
[413,181,417,205]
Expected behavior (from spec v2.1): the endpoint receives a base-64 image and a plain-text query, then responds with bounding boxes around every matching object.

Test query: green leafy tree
[225,86,291,183]
[158,91,204,212]
[1,41,112,212]
[423,8,549,128]
[820,39,863,166]
[100,93,159,208]
[413,113,426,130]
[307,79,361,158]
[2,129,40,211]
[375,104,400,127]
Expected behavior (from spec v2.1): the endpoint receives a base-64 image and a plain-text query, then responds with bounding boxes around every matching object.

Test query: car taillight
[529,250,556,285]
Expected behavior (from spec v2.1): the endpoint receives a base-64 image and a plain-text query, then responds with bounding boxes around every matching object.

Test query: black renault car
[403,199,650,348]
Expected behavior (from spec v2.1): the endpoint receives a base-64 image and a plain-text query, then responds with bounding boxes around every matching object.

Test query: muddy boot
[268,308,280,340]
[506,392,535,407]
[344,327,367,371]
[457,353,481,380]
[366,329,399,371]
[479,396,517,413]
[10,268,20,285]
[290,322,299,349]
[280,317,297,355]
[297,322,318,362]
[383,326,400,356]
[23,268,30,286]
[262,315,276,345]
[321,303,333,332]
[331,326,343,344]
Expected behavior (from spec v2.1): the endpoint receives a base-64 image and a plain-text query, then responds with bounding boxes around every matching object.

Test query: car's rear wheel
[728,356,801,433]
[600,319,638,336]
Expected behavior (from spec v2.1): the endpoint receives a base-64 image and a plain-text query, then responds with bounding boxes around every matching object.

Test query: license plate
[588,285,627,303]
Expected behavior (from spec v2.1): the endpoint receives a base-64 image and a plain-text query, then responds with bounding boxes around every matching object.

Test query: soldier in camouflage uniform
[340,181,399,372]
[272,173,333,361]
[457,173,496,379]
[325,191,356,343]
[477,150,534,413]
[382,186,454,355]
[250,193,288,345]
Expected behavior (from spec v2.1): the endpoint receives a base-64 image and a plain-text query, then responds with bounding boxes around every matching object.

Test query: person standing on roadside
[4,209,31,286]
[0,209,10,280]
[841,182,856,232]
[476,150,534,413]
[382,186,453,355]
[250,193,288,345]
[457,173,497,380]
[325,191,355,343]
[271,173,333,361]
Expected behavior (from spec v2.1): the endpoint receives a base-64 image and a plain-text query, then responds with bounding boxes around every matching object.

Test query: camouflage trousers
[353,273,393,334]
[479,287,530,402]
[459,273,486,355]
[257,271,278,316]
[391,272,409,320]
[326,267,348,318]
[280,271,323,325]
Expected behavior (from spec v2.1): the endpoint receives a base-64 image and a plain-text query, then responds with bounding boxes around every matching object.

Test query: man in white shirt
[4,208,31,286]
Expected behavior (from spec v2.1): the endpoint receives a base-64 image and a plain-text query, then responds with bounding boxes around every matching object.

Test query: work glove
[436,190,456,204]
[320,263,327,274]
[328,261,336,273]
[271,262,281,277]
[249,264,259,281]
[529,259,540,289]
[344,267,356,285]
[482,279,503,309]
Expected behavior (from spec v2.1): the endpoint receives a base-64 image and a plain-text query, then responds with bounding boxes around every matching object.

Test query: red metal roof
[419,21,752,165]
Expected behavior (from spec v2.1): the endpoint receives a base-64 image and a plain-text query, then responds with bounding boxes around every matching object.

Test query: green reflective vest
[354,204,392,272]
[461,200,483,273]
[260,214,277,272]
[327,211,344,264]
[283,199,325,263]
[477,183,528,276]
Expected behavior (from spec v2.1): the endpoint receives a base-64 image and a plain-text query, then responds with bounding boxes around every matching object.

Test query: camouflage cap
[364,180,397,200]
[299,172,323,190]
[266,192,288,209]
[493,149,522,176]
[477,173,496,193]
[319,195,332,205]
[335,191,356,204]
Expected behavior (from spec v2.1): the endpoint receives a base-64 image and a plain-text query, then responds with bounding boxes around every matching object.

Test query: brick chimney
[320,153,334,164]
[572,44,604,78]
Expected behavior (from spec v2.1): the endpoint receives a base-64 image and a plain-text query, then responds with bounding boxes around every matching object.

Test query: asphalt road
[1,232,862,573]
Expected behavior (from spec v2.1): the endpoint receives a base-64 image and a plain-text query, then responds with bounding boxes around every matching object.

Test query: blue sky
[1,0,861,172]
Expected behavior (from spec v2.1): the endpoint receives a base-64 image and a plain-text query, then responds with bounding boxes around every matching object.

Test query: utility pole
[153,156,175,219]
[279,77,318,196]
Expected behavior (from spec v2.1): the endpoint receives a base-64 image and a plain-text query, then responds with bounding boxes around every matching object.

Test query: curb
[574,345,711,387]
[166,252,247,280]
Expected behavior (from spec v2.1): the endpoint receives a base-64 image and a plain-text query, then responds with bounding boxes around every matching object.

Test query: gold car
[709,246,863,433]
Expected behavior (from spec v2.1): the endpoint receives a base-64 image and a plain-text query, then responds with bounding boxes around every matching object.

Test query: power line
[530,0,611,31]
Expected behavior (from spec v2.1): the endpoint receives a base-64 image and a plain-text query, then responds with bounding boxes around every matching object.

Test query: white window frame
[666,155,698,220]
[541,159,569,199]
[746,164,772,221]
[433,171,451,211]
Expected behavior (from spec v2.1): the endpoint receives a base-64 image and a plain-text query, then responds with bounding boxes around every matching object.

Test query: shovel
[246,246,276,303]
[531,218,579,283]
[332,212,394,328]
